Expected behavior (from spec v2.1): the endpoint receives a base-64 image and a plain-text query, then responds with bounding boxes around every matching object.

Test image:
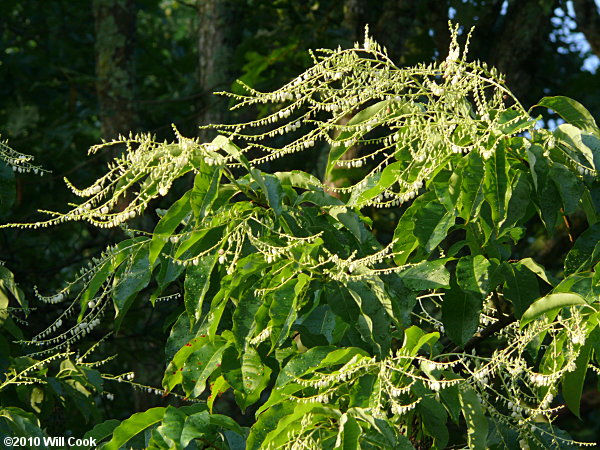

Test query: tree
[196,0,242,140]
[93,0,137,140]
[2,26,599,448]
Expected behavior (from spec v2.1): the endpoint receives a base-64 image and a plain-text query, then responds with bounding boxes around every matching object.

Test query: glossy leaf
[419,397,449,448]
[182,339,230,397]
[565,222,600,275]
[326,100,389,176]
[112,242,153,330]
[520,292,587,328]
[456,255,492,297]
[191,164,221,220]
[502,262,540,318]
[442,285,481,346]
[184,251,220,326]
[536,96,599,136]
[102,407,166,450]
[483,142,509,225]
[399,259,450,290]
[149,191,192,263]
[562,338,592,418]
[458,151,485,221]
[459,388,488,450]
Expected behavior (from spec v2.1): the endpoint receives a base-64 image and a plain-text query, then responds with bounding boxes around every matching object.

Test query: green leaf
[502,262,540,318]
[163,336,215,392]
[83,419,121,444]
[296,304,339,346]
[262,403,341,448]
[456,255,492,297]
[459,388,488,450]
[528,144,559,231]
[347,281,391,356]
[151,253,185,305]
[182,338,230,398]
[247,402,295,450]
[326,100,389,176]
[335,413,361,450]
[180,411,246,448]
[536,96,600,136]
[550,163,583,215]
[499,172,531,232]
[329,206,366,242]
[175,225,225,259]
[112,243,153,330]
[458,151,485,221]
[402,326,439,357]
[554,123,600,171]
[180,411,210,448]
[581,189,598,226]
[565,222,600,275]
[325,282,360,324]
[392,208,419,265]
[418,397,449,448]
[520,293,587,328]
[184,251,220,326]
[149,191,192,263]
[274,171,321,190]
[81,240,145,318]
[554,273,600,303]
[232,293,262,350]
[442,285,482,346]
[351,161,402,207]
[399,259,450,290]
[191,164,221,220]
[483,142,509,225]
[275,346,369,388]
[156,405,187,446]
[413,200,456,252]
[438,373,462,424]
[562,338,592,418]
[102,407,166,450]
[262,173,285,216]
[519,258,556,286]
[222,346,271,411]
[0,406,46,438]
[269,273,309,350]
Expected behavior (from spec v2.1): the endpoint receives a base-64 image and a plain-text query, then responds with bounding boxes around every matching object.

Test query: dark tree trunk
[93,0,136,140]
[196,0,241,140]
[488,0,555,100]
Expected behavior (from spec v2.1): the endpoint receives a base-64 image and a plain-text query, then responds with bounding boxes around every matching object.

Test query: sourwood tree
[1,25,600,449]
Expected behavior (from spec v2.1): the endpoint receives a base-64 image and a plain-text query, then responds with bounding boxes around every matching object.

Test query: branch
[572,0,600,57]
[449,313,516,354]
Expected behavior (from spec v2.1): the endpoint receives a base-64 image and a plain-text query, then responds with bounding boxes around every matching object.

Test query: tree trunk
[488,0,555,100]
[93,0,137,140]
[196,0,240,140]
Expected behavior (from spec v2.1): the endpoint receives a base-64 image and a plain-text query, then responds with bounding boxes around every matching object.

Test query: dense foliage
[2,25,600,449]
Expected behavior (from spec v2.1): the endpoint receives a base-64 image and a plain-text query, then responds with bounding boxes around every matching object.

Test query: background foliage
[2,0,600,448]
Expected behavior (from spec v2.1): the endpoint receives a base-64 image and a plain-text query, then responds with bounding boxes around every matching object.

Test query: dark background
[1,0,600,440]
